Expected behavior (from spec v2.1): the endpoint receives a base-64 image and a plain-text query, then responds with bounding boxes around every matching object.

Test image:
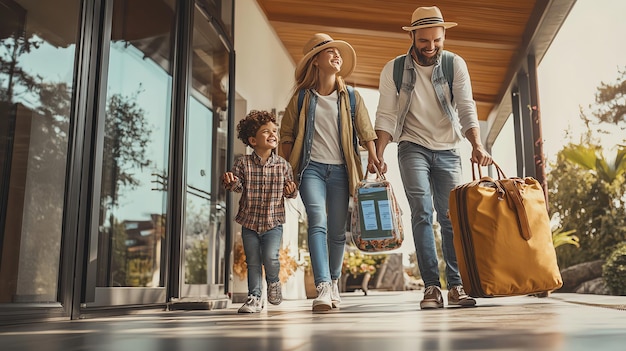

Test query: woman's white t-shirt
[311,90,344,164]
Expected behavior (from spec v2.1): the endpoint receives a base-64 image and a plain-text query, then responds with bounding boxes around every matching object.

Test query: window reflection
[183,4,229,286]
[0,0,79,303]
[198,0,234,40]
[95,0,176,288]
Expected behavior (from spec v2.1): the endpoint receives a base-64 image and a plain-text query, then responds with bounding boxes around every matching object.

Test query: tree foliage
[548,67,626,268]
[101,88,153,210]
[548,142,626,267]
[0,32,43,102]
[593,68,626,127]
[2,29,153,212]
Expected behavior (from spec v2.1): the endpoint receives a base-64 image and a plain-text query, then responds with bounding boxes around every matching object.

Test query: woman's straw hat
[295,33,356,79]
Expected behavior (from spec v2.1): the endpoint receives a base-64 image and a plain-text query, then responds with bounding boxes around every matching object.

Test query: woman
[279,33,381,312]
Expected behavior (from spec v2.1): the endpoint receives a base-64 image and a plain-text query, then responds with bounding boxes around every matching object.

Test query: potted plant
[341,249,387,295]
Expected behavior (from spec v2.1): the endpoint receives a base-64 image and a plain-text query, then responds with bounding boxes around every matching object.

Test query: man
[374,6,492,309]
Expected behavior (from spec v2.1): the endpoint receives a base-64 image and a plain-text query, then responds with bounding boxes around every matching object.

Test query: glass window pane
[199,0,233,39]
[0,0,80,303]
[183,3,229,286]
[95,0,176,288]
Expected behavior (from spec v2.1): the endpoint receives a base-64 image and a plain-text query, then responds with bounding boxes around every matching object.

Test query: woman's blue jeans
[397,141,463,288]
[299,161,349,286]
[241,224,283,297]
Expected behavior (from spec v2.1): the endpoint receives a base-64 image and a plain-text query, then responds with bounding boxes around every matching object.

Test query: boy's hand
[284,181,297,198]
[223,172,238,186]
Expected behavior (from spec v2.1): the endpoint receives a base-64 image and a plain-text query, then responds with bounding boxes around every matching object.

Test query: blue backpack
[297,86,358,152]
[393,50,455,98]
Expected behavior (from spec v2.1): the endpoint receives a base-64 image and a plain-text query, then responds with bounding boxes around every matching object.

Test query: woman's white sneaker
[331,279,341,308]
[312,282,332,312]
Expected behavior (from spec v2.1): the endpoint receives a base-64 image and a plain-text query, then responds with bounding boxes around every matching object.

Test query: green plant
[548,142,626,268]
[552,228,580,249]
[602,242,626,295]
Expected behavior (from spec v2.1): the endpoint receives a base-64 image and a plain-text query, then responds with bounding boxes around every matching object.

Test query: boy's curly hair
[237,110,277,147]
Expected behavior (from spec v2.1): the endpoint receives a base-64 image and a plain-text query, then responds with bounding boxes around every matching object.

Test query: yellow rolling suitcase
[448,162,563,297]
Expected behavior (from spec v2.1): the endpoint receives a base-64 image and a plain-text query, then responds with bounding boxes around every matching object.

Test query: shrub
[602,242,626,295]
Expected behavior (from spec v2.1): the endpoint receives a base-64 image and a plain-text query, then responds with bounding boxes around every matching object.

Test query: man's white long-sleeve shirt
[375,53,480,150]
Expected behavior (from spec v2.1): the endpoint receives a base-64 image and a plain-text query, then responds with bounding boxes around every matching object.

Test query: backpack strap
[392,51,455,96]
[392,55,405,94]
[297,88,306,114]
[441,50,455,100]
[346,85,356,122]
[346,85,358,152]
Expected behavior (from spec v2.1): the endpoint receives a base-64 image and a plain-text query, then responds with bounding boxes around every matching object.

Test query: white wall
[234,0,306,300]
[234,0,295,112]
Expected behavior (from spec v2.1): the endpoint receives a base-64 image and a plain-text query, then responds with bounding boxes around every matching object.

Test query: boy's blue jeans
[299,161,349,286]
[241,224,282,297]
[398,141,463,288]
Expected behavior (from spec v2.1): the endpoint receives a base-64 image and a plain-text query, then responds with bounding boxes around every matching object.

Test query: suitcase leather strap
[501,180,532,241]
[472,162,533,241]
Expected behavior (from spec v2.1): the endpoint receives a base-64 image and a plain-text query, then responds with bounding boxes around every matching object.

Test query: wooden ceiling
[255,0,575,123]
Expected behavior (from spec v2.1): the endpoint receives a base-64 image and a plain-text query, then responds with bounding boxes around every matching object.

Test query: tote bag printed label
[357,187,394,239]
[351,173,403,252]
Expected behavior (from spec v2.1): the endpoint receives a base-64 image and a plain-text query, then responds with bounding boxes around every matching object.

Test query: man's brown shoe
[447,285,476,307]
[420,285,444,309]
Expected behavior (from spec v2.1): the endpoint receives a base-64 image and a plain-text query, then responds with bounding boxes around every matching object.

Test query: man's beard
[413,45,441,66]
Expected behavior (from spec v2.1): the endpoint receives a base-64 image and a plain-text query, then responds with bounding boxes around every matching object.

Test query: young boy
[223,110,298,313]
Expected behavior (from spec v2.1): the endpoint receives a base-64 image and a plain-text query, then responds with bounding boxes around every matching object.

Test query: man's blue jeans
[241,224,283,297]
[299,161,349,286]
[398,141,463,288]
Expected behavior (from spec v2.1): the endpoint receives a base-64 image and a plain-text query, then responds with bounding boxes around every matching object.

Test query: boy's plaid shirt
[224,152,296,233]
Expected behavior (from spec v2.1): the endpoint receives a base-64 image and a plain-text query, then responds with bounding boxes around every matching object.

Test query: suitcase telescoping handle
[471,161,533,241]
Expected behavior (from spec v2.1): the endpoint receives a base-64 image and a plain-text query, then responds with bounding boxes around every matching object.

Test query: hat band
[411,16,444,27]
[310,40,332,52]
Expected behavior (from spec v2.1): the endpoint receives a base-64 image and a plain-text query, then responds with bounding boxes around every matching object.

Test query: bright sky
[538,0,626,163]
[358,0,626,256]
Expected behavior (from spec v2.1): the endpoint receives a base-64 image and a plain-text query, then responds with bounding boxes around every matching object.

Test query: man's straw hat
[402,6,457,31]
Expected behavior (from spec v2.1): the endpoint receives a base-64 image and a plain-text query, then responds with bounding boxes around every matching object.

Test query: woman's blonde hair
[294,53,343,93]
[295,55,320,92]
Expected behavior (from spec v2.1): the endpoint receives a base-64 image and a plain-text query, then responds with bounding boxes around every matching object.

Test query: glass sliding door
[0,0,80,306]
[179,3,230,299]
[84,0,177,306]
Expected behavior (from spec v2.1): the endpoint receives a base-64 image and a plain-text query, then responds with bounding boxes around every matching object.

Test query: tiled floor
[1,290,625,351]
